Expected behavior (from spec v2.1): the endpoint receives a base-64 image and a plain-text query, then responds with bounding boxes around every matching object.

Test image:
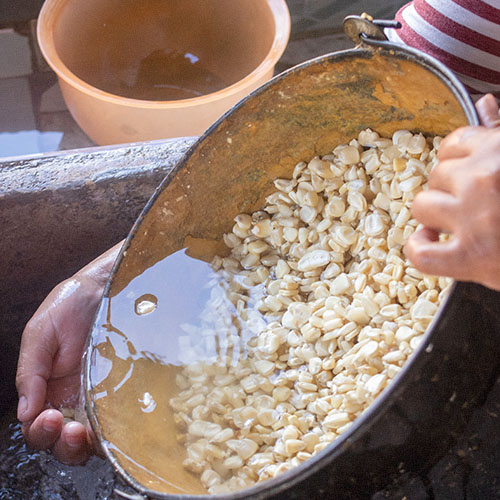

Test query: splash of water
[0,415,134,500]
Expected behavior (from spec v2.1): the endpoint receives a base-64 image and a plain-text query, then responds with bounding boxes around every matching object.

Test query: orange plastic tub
[37,0,290,145]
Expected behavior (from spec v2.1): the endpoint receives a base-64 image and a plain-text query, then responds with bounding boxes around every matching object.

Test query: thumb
[16,312,58,422]
[476,94,500,129]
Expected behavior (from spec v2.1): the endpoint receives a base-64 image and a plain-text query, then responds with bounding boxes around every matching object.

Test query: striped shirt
[386,0,500,99]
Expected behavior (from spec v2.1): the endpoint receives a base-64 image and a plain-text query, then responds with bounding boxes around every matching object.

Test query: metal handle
[343,14,401,48]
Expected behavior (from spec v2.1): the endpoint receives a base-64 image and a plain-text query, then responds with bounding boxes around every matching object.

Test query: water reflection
[90,246,271,394]
[86,248,268,495]
[102,48,228,101]
[134,294,158,316]
[92,248,221,384]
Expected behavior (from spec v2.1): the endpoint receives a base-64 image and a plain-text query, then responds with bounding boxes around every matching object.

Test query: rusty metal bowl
[84,29,500,500]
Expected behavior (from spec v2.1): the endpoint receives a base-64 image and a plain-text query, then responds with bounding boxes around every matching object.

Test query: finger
[476,94,500,129]
[23,409,63,450]
[411,189,458,233]
[412,226,440,242]
[52,421,91,465]
[427,158,457,193]
[427,154,472,194]
[16,315,58,422]
[437,126,481,161]
[78,240,123,287]
[405,228,469,280]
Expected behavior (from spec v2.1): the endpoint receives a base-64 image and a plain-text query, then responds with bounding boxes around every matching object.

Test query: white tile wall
[0,77,35,131]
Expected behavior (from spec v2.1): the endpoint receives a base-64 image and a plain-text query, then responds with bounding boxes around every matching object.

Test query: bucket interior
[86,48,471,497]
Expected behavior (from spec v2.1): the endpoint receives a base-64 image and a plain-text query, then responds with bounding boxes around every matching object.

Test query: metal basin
[84,40,500,500]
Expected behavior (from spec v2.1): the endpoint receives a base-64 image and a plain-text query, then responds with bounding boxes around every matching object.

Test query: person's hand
[405,94,500,290]
[16,242,122,464]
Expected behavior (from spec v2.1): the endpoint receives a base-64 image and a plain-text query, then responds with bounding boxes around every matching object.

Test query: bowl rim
[37,0,291,108]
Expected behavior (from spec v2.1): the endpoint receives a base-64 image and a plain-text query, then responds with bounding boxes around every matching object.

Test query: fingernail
[43,416,60,433]
[17,396,28,420]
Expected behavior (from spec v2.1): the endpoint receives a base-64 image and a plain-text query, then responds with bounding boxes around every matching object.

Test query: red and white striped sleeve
[386,0,500,100]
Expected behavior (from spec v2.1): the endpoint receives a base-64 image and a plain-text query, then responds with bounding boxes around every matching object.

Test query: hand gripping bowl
[84,18,500,500]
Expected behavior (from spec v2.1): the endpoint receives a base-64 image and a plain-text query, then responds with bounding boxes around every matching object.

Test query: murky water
[87,248,244,495]
[95,49,229,101]
[0,413,136,500]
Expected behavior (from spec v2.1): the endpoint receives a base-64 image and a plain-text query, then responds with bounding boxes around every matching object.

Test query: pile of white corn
[169,129,450,494]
